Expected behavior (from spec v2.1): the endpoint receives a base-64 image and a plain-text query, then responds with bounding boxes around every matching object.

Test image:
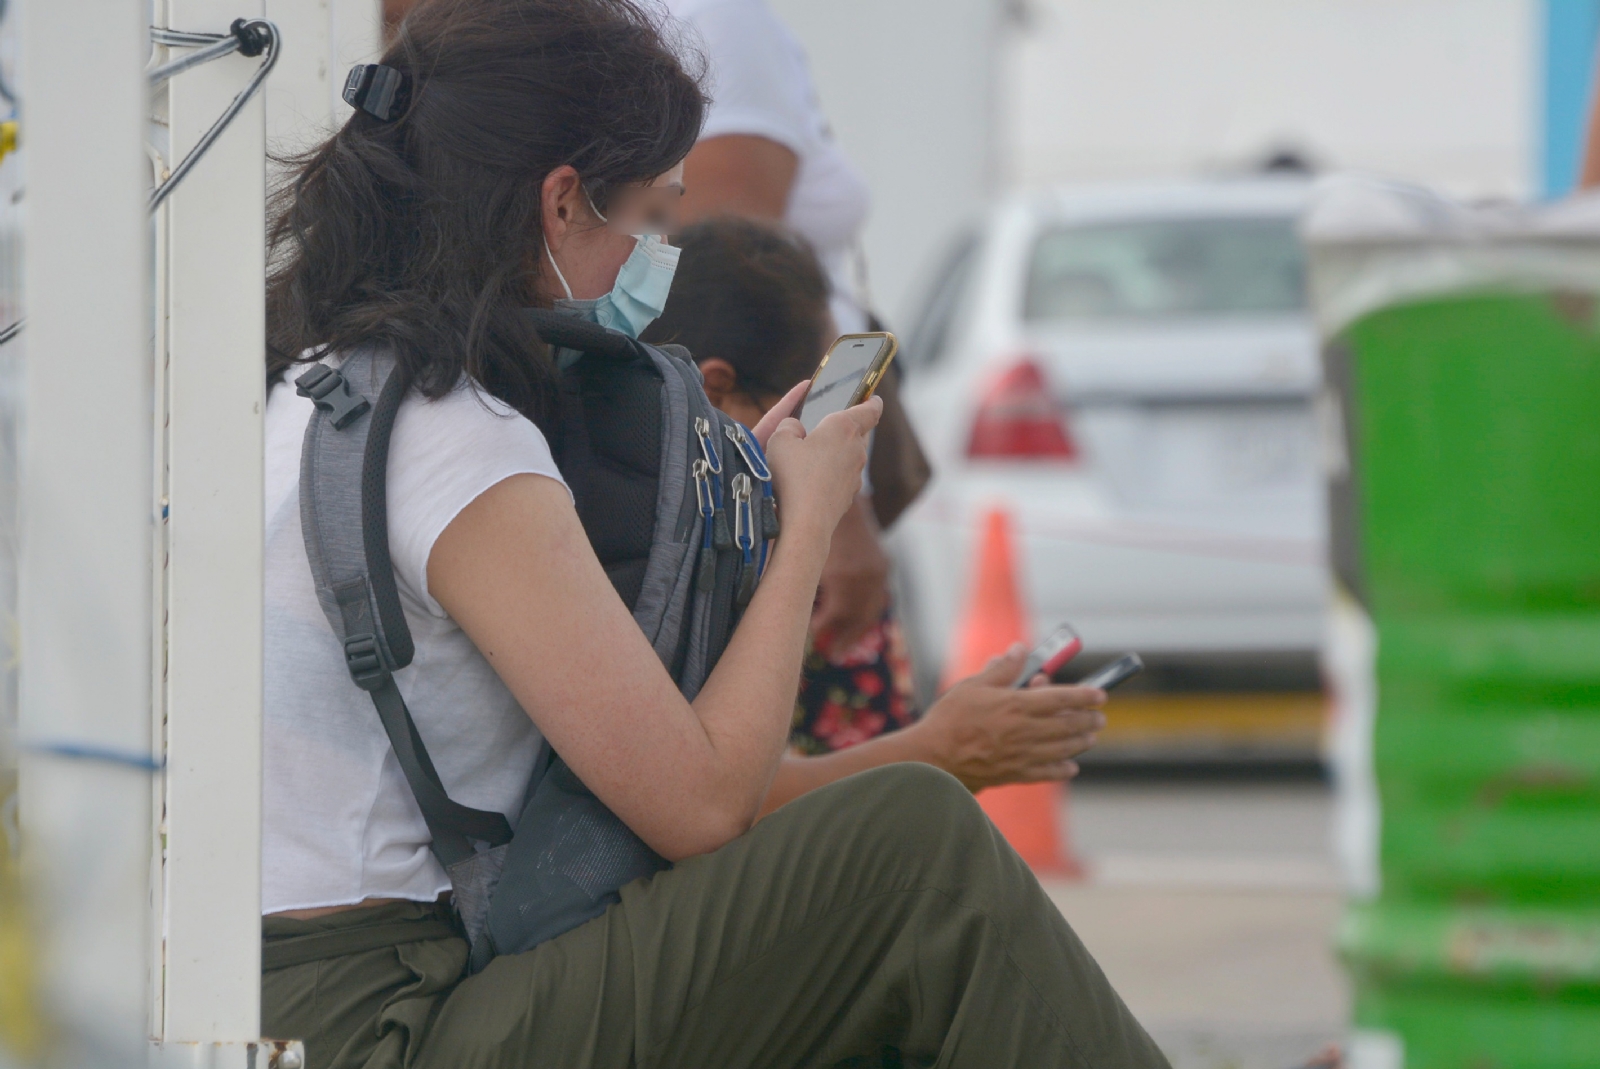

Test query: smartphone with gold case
[796,332,899,434]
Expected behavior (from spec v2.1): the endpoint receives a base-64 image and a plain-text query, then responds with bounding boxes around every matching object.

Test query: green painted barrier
[1350,985,1600,1069]
[1346,295,1600,616]
[1312,182,1600,1068]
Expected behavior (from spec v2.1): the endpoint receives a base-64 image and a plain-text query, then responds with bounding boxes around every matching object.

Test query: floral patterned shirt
[792,606,920,754]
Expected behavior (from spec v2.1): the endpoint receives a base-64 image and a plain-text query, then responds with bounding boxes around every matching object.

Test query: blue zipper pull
[695,416,724,475]
[692,459,714,548]
[725,422,780,540]
[732,473,757,606]
[697,418,731,548]
[732,474,755,562]
[692,459,716,593]
[724,423,771,482]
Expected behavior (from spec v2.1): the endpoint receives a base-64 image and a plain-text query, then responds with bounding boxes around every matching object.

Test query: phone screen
[799,334,893,434]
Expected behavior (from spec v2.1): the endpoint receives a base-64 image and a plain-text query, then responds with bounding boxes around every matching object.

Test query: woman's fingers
[752,380,811,447]
[1032,759,1081,782]
[1013,684,1107,716]
[1017,730,1098,772]
[1007,718,1101,757]
[766,416,806,445]
[809,393,884,443]
[1030,707,1105,737]
[987,644,1029,671]
[847,393,884,432]
[1020,756,1083,782]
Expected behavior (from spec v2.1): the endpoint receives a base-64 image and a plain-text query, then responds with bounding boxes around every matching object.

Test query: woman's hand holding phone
[763,390,883,543]
[749,379,810,449]
[913,644,1107,791]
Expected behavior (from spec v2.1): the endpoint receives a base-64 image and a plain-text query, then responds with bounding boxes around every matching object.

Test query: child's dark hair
[641,218,831,398]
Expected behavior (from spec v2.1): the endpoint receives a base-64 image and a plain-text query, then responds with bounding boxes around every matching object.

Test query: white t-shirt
[261,362,567,914]
[665,0,873,333]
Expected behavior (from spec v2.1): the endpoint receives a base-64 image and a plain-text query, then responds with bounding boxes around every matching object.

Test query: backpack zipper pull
[694,416,724,475]
[725,422,781,540]
[732,473,757,606]
[692,459,717,593]
[697,418,732,549]
[724,423,771,482]
[732,474,755,562]
[759,489,779,542]
[692,459,714,548]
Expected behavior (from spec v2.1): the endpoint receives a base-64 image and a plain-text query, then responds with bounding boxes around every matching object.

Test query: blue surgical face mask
[543,193,679,338]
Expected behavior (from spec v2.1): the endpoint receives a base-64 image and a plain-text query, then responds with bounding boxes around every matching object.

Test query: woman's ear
[697,358,738,407]
[540,165,583,252]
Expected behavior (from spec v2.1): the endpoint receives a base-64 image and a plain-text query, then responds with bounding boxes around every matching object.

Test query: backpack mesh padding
[553,352,663,610]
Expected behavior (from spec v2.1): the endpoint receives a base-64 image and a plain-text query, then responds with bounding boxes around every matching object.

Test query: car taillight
[966,359,1078,460]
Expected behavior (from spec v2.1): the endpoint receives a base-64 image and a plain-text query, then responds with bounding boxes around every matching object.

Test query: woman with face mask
[261,2,1168,1067]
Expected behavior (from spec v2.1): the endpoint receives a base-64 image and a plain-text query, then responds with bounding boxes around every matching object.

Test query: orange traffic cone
[943,507,1084,878]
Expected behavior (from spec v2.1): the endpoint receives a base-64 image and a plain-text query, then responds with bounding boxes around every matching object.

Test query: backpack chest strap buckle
[296,364,372,430]
[343,633,389,691]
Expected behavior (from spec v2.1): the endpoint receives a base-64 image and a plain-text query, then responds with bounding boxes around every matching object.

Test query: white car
[891,178,1328,705]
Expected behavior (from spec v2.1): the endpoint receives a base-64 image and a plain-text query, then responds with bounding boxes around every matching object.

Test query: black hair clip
[343,64,408,122]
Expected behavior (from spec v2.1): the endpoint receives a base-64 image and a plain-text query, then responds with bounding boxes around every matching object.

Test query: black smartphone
[1078,653,1144,691]
[797,332,899,434]
[1010,624,1084,688]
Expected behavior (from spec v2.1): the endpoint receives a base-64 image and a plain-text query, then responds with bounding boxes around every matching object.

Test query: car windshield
[1024,215,1305,322]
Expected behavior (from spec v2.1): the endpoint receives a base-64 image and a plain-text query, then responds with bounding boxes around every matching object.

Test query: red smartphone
[1010,624,1084,688]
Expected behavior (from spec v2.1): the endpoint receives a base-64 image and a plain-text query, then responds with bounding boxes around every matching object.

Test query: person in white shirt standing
[664,0,935,747]
[662,0,872,334]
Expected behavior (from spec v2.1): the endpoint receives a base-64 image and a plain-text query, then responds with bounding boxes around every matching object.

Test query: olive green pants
[264,764,1169,1069]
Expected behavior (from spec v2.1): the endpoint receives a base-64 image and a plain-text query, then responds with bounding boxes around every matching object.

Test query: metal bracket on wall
[148,18,280,211]
[0,17,282,349]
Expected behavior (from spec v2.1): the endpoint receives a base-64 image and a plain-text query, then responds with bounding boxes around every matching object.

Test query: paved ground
[1039,777,1348,1069]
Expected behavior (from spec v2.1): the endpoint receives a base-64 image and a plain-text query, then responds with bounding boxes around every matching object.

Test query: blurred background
[779,0,1589,326]
[2,1,1598,1066]
[764,2,1600,1067]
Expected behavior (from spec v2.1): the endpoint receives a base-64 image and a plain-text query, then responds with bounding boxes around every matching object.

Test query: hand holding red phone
[913,643,1107,791]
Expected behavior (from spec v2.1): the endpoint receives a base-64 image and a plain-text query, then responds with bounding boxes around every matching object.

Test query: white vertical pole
[18,0,153,1064]
[156,0,267,1058]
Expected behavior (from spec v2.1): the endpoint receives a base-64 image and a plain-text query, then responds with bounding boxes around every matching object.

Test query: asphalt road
[1040,777,1348,1069]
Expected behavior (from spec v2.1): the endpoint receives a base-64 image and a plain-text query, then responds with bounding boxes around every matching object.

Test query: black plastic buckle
[295,365,371,430]
[343,633,388,691]
[343,63,408,122]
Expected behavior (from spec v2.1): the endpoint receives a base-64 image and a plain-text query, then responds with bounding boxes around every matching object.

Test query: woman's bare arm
[428,400,879,862]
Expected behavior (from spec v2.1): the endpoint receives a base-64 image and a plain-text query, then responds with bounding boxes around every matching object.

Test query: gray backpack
[295,310,777,971]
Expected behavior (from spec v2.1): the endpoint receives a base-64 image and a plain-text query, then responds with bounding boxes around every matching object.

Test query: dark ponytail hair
[266,0,706,427]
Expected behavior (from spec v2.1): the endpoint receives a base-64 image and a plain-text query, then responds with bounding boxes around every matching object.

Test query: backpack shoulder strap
[296,347,512,867]
[522,307,638,359]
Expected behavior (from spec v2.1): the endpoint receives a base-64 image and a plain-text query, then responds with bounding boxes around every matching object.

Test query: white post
[18,0,154,1064]
[153,0,268,1063]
